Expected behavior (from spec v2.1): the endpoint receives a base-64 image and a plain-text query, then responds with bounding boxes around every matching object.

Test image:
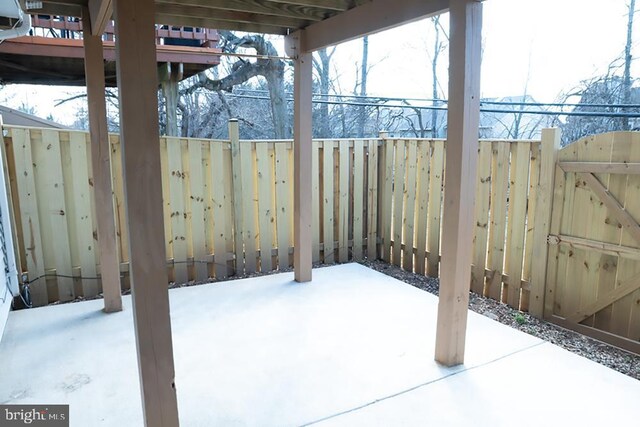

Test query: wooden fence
[2,122,379,305]
[544,132,640,353]
[5,122,639,352]
[379,135,555,313]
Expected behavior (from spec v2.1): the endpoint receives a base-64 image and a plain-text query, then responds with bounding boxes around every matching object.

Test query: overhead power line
[232,88,640,110]
[222,93,640,118]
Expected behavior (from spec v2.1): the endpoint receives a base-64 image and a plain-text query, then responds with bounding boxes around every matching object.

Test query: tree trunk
[431,17,441,138]
[317,49,332,138]
[622,0,635,130]
[357,36,369,138]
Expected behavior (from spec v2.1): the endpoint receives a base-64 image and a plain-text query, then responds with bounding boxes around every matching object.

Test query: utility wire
[232,88,640,110]
[223,93,640,118]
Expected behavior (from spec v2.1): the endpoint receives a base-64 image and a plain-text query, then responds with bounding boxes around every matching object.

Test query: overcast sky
[1,0,638,125]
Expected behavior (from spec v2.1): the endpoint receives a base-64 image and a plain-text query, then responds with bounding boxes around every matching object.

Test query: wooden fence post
[529,128,561,317]
[0,117,22,297]
[229,119,244,276]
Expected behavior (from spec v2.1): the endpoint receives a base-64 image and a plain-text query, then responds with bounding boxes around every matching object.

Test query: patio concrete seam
[298,340,547,427]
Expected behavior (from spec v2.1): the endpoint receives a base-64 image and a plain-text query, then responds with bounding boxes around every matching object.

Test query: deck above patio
[0,264,637,426]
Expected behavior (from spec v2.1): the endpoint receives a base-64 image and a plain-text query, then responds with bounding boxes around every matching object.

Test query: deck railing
[29,15,219,46]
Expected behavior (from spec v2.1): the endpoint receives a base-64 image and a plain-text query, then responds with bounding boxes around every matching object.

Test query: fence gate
[545,132,640,354]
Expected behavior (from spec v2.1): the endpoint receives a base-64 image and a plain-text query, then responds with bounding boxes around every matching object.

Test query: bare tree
[191,31,289,138]
[430,16,446,138]
[356,36,369,138]
[313,47,336,138]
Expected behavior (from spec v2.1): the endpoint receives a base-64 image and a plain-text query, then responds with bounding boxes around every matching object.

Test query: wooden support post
[435,0,482,367]
[82,9,122,313]
[528,128,560,317]
[113,0,180,425]
[287,31,313,282]
[159,63,183,137]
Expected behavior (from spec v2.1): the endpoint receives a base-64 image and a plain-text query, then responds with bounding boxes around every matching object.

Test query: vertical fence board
[366,139,378,260]
[624,133,640,340]
[275,143,292,269]
[520,142,540,311]
[240,141,257,273]
[426,140,444,276]
[471,141,492,295]
[338,140,349,262]
[167,137,188,284]
[558,142,581,318]
[229,122,245,275]
[392,140,405,267]
[611,133,638,336]
[158,137,172,283]
[10,128,47,304]
[256,142,274,272]
[544,163,567,318]
[505,142,531,308]
[111,135,129,266]
[187,141,208,281]
[222,144,235,275]
[202,142,214,278]
[554,144,578,317]
[210,141,228,279]
[353,141,364,261]
[486,141,509,300]
[403,140,418,271]
[311,141,320,263]
[67,132,98,297]
[414,141,430,275]
[583,134,615,329]
[579,135,611,327]
[381,138,394,263]
[530,129,561,317]
[38,130,74,301]
[3,133,24,277]
[322,141,335,263]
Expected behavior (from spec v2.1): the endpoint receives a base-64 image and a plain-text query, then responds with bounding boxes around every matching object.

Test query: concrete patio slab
[0,263,637,426]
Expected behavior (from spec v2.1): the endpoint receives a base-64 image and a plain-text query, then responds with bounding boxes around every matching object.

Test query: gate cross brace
[578,172,640,246]
[567,270,640,323]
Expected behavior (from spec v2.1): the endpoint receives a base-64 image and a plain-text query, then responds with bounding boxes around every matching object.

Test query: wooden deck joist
[0,37,220,86]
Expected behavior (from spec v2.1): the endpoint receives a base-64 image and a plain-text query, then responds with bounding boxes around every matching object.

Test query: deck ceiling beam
[301,0,448,52]
[156,13,289,35]
[88,0,112,35]
[156,0,330,22]
[155,4,308,33]
[267,0,352,12]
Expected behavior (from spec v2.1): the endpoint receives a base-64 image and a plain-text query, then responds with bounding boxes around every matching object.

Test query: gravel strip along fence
[360,260,640,381]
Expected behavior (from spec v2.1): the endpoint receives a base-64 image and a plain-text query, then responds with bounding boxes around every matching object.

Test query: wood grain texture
[352,141,364,260]
[293,46,313,281]
[435,0,483,366]
[113,0,179,423]
[83,26,122,311]
[426,140,444,277]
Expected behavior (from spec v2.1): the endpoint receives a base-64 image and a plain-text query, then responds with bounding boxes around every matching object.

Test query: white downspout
[0,0,31,41]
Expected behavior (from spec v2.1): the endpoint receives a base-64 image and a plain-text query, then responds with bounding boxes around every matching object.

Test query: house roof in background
[0,105,68,129]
